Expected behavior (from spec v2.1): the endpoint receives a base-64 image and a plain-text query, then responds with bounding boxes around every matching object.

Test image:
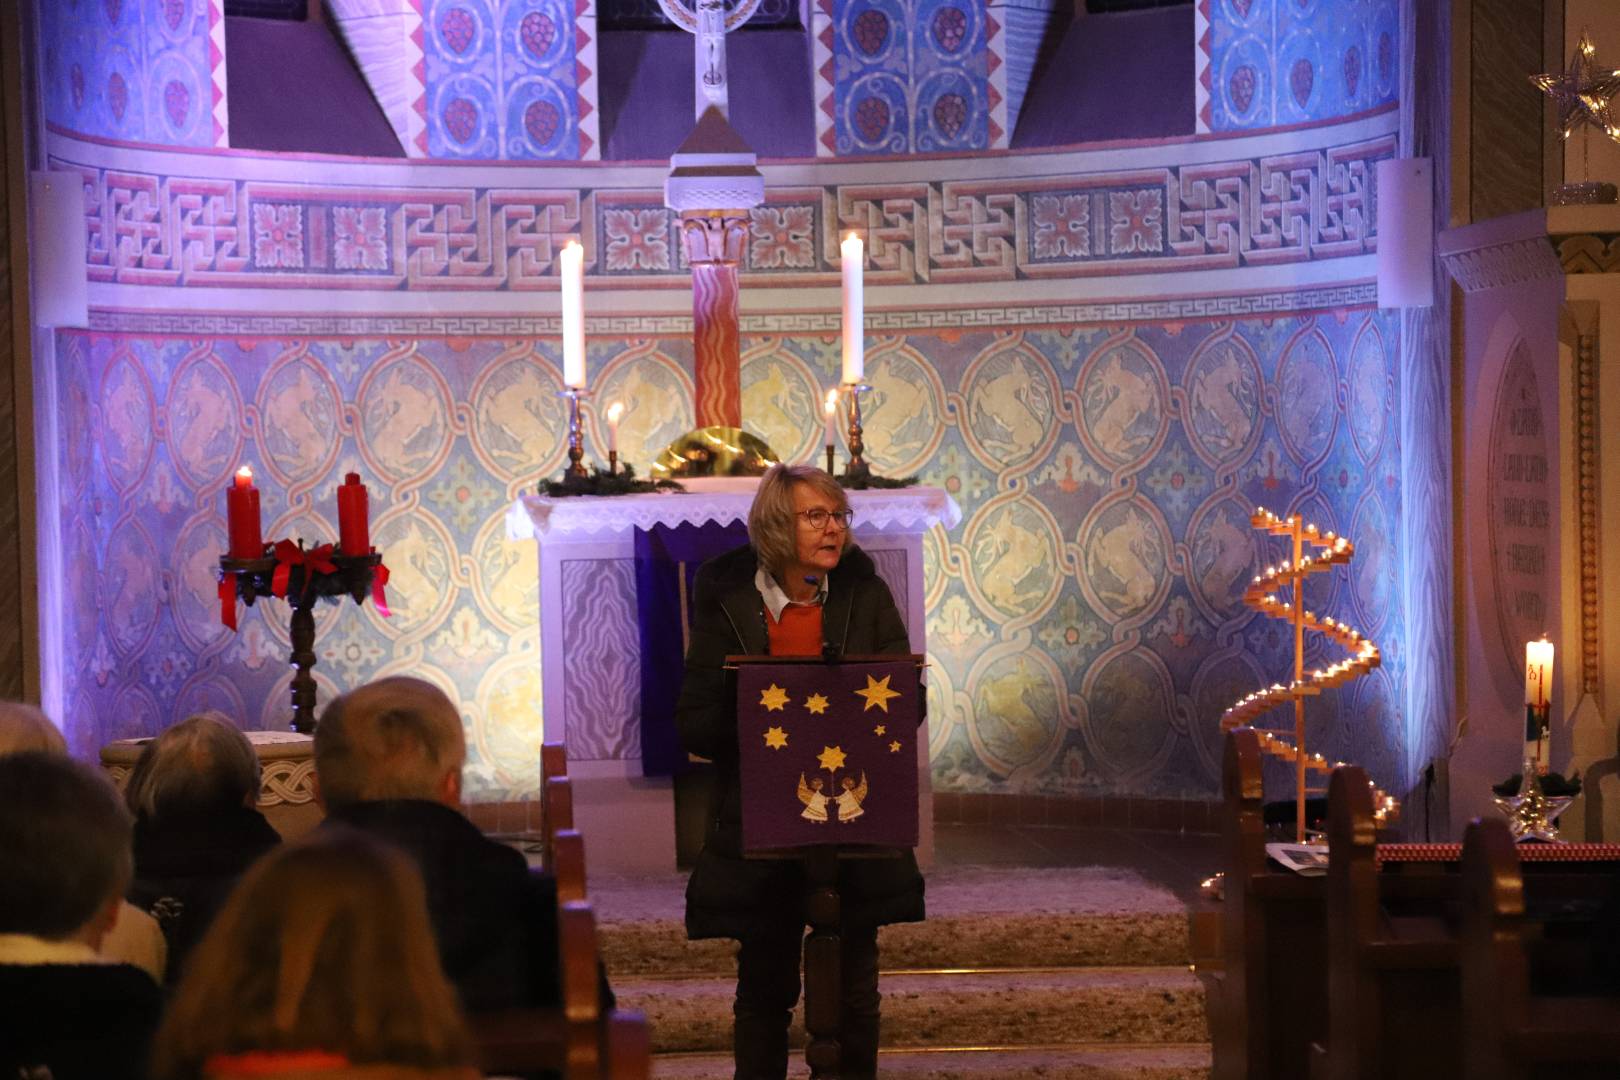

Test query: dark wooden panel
[0,2,28,701]
[1471,0,1546,220]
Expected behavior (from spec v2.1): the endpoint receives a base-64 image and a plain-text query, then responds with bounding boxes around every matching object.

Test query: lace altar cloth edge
[506,487,962,540]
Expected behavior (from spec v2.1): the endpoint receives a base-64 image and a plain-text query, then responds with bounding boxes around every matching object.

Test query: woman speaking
[675,463,925,1080]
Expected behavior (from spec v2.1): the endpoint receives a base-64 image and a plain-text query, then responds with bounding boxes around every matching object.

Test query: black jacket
[0,962,161,1080]
[129,803,281,984]
[321,800,562,1013]
[676,543,926,940]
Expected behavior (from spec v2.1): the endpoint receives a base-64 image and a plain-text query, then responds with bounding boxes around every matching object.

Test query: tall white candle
[560,240,586,388]
[823,388,839,446]
[606,400,624,454]
[1525,637,1553,708]
[841,233,864,385]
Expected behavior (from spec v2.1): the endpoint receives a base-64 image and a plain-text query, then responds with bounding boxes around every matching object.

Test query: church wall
[37,0,227,149]
[52,306,1403,801]
[1198,0,1399,135]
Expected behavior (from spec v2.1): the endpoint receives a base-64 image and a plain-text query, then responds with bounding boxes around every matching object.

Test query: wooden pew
[541,742,571,869]
[552,827,589,904]
[471,899,647,1079]
[1313,767,1620,1080]
[1314,765,1460,1080]
[1461,817,1620,1079]
[1210,727,1328,1080]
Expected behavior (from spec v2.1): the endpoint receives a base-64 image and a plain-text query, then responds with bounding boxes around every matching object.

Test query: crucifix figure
[656,0,763,121]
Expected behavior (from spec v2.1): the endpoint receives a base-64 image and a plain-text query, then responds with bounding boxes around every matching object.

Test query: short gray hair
[124,711,261,819]
[747,464,850,579]
[313,677,466,807]
[0,701,67,757]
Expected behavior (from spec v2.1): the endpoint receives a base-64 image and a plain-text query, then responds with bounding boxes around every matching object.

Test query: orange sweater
[766,603,823,657]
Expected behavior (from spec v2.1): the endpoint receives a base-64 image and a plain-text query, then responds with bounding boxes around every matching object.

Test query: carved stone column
[665,108,763,432]
[680,211,749,428]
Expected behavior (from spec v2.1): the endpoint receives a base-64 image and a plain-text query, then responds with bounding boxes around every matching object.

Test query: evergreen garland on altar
[543,464,685,497]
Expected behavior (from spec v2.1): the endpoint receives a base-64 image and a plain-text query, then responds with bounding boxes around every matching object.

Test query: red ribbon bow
[372,561,391,618]
[271,539,338,601]
[220,573,238,631]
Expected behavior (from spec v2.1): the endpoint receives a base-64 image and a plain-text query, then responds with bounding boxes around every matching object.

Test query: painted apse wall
[33,0,1413,805]
[53,312,1403,799]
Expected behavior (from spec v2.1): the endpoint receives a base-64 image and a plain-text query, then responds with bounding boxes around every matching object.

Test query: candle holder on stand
[841,382,870,482]
[559,387,590,478]
[220,545,383,735]
[1494,697,1572,842]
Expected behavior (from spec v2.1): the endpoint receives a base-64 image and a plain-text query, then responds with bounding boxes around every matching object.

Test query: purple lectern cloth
[736,659,919,852]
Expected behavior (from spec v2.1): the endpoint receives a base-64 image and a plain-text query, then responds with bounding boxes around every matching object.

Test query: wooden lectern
[730,654,924,1079]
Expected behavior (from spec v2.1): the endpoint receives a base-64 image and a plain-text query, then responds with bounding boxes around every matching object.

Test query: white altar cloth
[509,483,958,874]
[507,482,961,541]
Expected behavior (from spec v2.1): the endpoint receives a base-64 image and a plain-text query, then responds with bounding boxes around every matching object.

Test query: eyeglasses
[797,508,855,530]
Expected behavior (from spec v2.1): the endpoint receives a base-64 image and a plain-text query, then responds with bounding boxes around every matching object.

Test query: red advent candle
[337,472,370,555]
[227,466,262,559]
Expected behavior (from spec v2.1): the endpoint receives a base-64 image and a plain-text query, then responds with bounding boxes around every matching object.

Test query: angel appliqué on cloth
[799,771,867,822]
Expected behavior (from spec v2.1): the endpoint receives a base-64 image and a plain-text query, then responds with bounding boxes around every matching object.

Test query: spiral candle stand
[1220,508,1394,842]
[220,547,383,735]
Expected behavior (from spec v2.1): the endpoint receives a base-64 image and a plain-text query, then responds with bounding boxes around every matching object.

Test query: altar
[507,479,960,873]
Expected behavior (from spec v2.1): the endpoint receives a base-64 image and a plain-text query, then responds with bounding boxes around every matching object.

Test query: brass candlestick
[559,387,590,478]
[842,382,870,481]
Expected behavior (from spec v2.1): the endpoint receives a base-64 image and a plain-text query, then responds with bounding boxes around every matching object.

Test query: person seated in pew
[0,752,164,1080]
[124,711,282,983]
[676,464,926,1080]
[0,700,167,984]
[149,827,480,1080]
[312,676,605,1013]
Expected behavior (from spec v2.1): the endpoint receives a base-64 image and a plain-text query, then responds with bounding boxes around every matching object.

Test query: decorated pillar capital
[680,210,750,266]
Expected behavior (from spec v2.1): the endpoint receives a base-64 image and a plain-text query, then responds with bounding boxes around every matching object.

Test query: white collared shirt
[754,567,829,622]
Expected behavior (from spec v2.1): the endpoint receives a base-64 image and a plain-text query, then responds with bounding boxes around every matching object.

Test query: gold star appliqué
[817,745,847,773]
[889,740,902,753]
[804,693,829,715]
[764,727,788,750]
[873,723,887,736]
[855,674,901,712]
[759,684,790,712]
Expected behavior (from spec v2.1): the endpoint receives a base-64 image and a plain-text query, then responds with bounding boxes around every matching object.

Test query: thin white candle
[560,240,586,388]
[1525,637,1553,708]
[840,233,864,385]
[823,389,839,446]
[606,400,624,454]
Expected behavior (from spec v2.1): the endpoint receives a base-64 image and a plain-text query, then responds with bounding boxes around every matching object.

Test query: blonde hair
[125,711,261,819]
[747,464,850,579]
[314,677,465,807]
[0,701,67,757]
[151,828,475,1079]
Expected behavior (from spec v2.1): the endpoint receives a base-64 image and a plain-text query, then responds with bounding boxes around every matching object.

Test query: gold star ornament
[1532,29,1620,141]
[817,745,847,773]
[759,683,790,712]
[804,693,829,715]
[764,726,788,750]
[873,723,886,736]
[889,740,902,753]
[855,674,901,713]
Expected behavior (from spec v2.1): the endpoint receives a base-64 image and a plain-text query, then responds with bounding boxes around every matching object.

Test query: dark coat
[321,800,562,1013]
[676,543,926,940]
[128,803,281,983]
[0,962,162,1080]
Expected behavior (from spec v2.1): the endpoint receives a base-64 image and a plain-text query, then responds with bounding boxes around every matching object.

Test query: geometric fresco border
[83,283,1379,336]
[52,131,1391,290]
